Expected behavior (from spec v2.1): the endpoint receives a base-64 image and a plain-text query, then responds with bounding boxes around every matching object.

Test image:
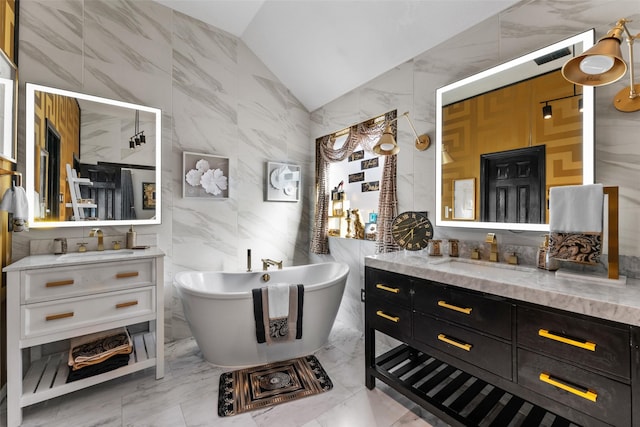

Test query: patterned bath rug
[218,355,333,417]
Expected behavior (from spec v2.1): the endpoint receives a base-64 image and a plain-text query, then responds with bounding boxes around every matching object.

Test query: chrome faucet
[261,258,283,271]
[89,228,104,251]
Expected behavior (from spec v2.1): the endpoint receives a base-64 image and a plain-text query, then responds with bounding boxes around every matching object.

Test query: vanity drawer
[22,286,155,340]
[414,313,512,380]
[413,282,512,340]
[517,306,630,380]
[22,259,155,304]
[517,349,630,426]
[367,295,412,341]
[365,268,412,308]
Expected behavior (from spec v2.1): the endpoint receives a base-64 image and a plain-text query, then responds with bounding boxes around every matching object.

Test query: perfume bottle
[537,235,559,271]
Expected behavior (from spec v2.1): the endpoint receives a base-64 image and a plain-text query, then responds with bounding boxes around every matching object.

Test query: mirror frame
[0,48,17,163]
[435,30,595,232]
[25,83,162,228]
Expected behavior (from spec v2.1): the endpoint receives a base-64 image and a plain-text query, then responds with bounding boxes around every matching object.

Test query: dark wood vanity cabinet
[365,267,640,427]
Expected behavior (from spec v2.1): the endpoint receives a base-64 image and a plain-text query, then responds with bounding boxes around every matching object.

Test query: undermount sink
[59,249,135,259]
[429,256,536,272]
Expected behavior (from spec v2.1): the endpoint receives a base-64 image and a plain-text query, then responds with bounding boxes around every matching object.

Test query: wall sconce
[442,146,454,164]
[373,111,430,156]
[562,18,639,112]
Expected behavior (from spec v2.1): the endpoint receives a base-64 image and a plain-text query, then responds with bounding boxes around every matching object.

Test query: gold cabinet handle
[116,271,139,279]
[46,279,75,288]
[437,300,472,315]
[116,300,139,309]
[376,310,399,323]
[437,333,472,351]
[46,312,74,321]
[376,284,400,294]
[539,373,597,402]
[538,329,596,352]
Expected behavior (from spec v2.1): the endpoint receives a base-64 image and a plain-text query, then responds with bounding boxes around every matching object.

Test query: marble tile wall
[15,0,313,341]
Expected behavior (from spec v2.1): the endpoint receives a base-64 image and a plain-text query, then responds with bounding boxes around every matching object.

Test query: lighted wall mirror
[25,83,161,228]
[0,48,17,163]
[435,30,595,232]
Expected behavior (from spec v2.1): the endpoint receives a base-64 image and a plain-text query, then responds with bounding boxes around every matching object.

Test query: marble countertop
[3,247,165,272]
[365,251,640,327]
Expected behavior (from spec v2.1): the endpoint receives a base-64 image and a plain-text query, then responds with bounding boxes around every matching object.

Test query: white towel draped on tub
[252,284,304,344]
[548,184,603,265]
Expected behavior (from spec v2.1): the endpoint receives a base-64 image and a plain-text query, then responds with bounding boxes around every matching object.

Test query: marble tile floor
[0,322,449,427]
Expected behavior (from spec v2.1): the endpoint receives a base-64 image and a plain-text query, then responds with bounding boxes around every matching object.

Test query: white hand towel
[549,184,603,233]
[267,283,290,319]
[0,186,29,220]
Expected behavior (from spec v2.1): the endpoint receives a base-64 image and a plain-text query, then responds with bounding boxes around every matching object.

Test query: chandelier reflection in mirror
[129,110,147,150]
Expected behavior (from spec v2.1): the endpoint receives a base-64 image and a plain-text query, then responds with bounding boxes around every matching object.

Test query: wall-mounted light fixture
[373,111,430,156]
[129,110,147,150]
[442,146,454,164]
[562,18,639,112]
[539,84,582,119]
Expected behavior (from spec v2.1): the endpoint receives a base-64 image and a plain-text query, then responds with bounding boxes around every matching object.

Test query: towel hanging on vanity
[252,284,304,344]
[548,184,603,265]
[0,185,29,231]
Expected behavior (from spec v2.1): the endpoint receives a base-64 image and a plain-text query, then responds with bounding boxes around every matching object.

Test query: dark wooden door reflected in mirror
[480,146,545,224]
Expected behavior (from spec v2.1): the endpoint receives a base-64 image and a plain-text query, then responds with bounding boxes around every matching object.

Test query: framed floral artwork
[183,152,229,199]
[266,161,300,202]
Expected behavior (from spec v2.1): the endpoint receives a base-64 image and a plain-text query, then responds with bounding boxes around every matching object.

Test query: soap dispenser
[126,225,137,249]
[537,235,559,271]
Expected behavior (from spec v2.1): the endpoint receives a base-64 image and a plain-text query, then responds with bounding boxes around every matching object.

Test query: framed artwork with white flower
[266,161,300,202]
[183,151,229,199]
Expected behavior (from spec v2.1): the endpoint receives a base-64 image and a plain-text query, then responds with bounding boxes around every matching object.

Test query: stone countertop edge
[365,251,640,328]
[3,247,165,272]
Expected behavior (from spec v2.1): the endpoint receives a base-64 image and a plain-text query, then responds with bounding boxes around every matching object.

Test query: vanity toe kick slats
[20,332,157,406]
[373,345,580,427]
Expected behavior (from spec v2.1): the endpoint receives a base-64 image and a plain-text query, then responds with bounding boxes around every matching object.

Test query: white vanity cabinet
[4,249,165,427]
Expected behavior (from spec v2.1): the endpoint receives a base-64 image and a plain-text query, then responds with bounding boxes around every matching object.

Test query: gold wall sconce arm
[373,111,430,156]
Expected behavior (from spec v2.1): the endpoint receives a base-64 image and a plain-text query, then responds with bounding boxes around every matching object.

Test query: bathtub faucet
[261,258,283,271]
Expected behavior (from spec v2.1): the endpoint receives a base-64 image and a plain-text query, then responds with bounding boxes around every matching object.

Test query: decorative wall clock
[391,211,433,250]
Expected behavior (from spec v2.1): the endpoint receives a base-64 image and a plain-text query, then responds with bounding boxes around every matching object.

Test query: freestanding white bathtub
[174,262,349,367]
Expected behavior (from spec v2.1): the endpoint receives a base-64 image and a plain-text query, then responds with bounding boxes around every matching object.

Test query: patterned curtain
[310,111,397,254]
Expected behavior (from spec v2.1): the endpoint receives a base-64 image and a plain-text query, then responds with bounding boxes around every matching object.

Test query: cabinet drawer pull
[376,284,400,294]
[376,310,399,323]
[116,271,139,279]
[437,300,472,315]
[539,373,597,402]
[116,300,139,309]
[46,312,74,321]
[538,329,596,352]
[45,279,75,288]
[437,333,472,351]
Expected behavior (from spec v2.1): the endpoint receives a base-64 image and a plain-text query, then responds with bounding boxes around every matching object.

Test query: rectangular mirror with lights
[0,48,17,163]
[435,30,595,232]
[25,83,162,228]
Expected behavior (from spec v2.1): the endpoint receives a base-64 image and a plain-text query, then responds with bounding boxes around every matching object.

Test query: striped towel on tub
[252,283,304,344]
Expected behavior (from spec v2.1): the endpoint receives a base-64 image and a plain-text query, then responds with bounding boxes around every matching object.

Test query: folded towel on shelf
[0,185,29,231]
[252,284,304,344]
[68,327,132,371]
[66,353,131,383]
[548,184,604,265]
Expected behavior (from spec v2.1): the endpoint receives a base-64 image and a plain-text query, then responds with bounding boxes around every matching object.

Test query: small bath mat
[217,355,333,417]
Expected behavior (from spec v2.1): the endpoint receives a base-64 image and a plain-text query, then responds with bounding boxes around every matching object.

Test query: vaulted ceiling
[154,0,522,112]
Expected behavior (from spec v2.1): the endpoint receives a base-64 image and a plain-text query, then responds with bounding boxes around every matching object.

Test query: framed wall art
[142,182,156,209]
[266,161,300,202]
[453,178,475,220]
[183,151,229,199]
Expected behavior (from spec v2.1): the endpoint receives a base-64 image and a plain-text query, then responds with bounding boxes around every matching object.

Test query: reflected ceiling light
[373,111,430,156]
[542,102,553,119]
[129,110,146,149]
[562,18,639,112]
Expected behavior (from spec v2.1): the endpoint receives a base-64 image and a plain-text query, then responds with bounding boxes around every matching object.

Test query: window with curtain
[311,110,400,255]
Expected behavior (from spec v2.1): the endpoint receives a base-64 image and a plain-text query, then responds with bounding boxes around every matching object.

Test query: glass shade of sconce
[373,111,430,156]
[562,18,639,112]
[542,103,552,119]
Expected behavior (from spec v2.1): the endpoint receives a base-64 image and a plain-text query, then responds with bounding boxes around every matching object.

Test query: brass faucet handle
[485,233,497,244]
[77,242,88,252]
